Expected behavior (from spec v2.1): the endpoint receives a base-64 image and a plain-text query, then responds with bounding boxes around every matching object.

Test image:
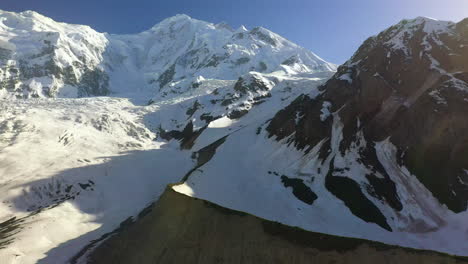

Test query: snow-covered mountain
[0,10,334,99]
[0,10,109,98]
[0,10,337,263]
[170,16,468,256]
[0,9,467,264]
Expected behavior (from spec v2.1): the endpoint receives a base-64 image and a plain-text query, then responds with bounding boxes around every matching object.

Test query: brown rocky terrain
[86,187,467,264]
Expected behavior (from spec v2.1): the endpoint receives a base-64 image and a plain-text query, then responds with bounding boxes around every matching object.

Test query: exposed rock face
[267,16,468,232]
[86,188,467,264]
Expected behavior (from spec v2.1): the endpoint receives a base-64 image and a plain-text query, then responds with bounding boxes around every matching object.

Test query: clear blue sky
[1,0,467,64]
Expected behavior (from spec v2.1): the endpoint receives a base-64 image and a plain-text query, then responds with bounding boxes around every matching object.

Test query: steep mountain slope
[170,16,468,256]
[269,16,468,212]
[87,187,468,264]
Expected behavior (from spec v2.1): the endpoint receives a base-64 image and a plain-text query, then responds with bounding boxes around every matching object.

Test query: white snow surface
[0,70,334,264]
[0,97,195,263]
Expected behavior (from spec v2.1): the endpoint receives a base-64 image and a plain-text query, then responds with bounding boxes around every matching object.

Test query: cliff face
[267,16,468,219]
[86,188,467,264]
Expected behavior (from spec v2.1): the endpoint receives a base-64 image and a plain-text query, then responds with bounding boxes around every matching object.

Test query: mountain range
[0,10,467,264]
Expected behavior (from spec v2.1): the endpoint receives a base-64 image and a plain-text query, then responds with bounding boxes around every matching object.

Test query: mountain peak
[168,13,192,21]
[19,10,44,17]
[157,14,193,25]
[357,16,457,58]
[215,21,234,31]
[413,16,439,22]
[149,14,196,30]
[396,16,453,34]
[236,25,248,33]
[250,26,271,33]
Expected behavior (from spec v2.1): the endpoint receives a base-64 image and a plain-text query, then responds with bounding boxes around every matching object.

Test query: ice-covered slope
[0,10,335,99]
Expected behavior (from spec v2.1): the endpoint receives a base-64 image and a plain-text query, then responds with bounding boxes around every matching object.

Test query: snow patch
[338,73,352,84]
[428,89,447,105]
[320,101,332,121]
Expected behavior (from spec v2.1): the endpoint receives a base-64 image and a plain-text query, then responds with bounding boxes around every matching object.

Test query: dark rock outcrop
[85,188,467,264]
[268,17,468,214]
